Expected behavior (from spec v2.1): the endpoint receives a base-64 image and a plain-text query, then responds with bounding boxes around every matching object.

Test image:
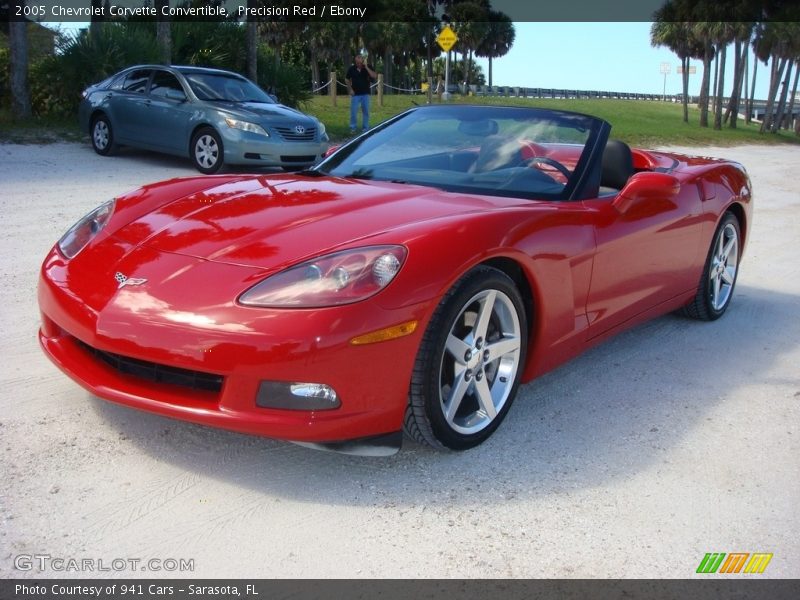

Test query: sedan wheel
[91,115,116,156]
[191,128,224,174]
[405,266,527,450]
[682,211,741,320]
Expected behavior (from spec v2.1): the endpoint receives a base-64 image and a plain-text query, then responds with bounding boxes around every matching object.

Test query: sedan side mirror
[613,172,680,214]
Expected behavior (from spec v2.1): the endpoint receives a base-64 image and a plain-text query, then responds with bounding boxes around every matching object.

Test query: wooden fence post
[427,77,433,104]
[330,71,336,107]
[377,73,384,107]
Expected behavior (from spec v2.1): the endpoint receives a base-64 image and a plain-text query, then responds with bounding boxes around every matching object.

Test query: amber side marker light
[350,321,418,345]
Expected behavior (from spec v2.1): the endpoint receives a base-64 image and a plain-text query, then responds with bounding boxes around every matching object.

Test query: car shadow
[88,283,798,507]
[105,146,290,175]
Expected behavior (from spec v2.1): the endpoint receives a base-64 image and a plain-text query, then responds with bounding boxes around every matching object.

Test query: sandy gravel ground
[0,142,798,579]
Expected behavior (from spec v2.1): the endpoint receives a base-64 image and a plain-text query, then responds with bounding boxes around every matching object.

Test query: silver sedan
[78,65,329,173]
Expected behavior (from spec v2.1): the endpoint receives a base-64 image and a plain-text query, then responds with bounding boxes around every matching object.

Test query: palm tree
[755,20,795,132]
[450,1,490,86]
[651,18,700,123]
[474,10,515,88]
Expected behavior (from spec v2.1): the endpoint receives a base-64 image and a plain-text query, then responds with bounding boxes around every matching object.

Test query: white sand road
[0,142,798,578]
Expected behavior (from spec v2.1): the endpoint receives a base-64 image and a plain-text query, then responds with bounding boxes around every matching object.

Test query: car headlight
[239,245,407,308]
[225,117,269,137]
[318,121,329,142]
[57,200,115,259]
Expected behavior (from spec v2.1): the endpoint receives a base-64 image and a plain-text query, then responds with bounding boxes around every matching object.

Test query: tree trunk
[783,60,799,131]
[771,60,793,133]
[155,0,171,65]
[747,54,759,125]
[426,30,434,80]
[488,56,493,88]
[726,40,748,129]
[714,43,727,130]
[384,47,393,94]
[743,50,750,124]
[699,43,713,127]
[310,53,321,94]
[712,47,720,116]
[90,0,104,38]
[246,20,257,82]
[682,56,689,123]
[761,56,786,132]
[9,7,31,119]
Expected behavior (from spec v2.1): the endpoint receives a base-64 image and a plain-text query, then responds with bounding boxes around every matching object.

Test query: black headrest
[601,139,634,190]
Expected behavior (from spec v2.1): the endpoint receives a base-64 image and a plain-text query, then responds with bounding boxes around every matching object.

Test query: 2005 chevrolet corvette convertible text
[38,106,752,455]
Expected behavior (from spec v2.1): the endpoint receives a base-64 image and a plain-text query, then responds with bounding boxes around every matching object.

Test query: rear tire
[404,266,527,450]
[91,115,117,156]
[682,211,740,320]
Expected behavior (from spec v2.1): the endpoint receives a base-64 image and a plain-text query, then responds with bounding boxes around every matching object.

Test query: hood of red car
[110,174,503,270]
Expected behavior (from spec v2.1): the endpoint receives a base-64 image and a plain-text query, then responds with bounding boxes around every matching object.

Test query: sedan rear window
[114,69,151,94]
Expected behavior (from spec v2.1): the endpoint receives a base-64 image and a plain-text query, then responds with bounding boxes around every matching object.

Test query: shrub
[29,25,160,117]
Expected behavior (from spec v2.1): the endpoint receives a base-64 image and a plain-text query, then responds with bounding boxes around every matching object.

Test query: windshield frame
[316,105,610,201]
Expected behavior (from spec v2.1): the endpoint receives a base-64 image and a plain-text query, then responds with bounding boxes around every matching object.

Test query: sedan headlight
[239,245,407,308]
[57,200,115,259]
[318,121,329,142]
[225,117,269,137]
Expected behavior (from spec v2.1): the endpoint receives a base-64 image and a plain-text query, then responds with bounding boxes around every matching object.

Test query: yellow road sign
[437,26,458,52]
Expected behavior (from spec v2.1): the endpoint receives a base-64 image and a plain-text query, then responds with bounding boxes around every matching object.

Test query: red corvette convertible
[38,106,752,455]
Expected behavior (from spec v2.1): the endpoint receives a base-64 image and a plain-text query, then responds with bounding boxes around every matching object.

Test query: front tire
[682,211,741,320]
[404,266,528,450]
[91,115,117,156]
[191,127,224,174]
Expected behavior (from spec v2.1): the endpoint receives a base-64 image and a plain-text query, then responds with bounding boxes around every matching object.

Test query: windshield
[184,72,275,104]
[319,105,605,200]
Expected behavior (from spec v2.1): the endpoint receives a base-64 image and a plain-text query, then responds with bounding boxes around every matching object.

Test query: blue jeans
[350,94,370,131]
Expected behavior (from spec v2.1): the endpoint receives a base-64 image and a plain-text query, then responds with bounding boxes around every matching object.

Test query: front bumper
[220,128,328,168]
[38,246,426,447]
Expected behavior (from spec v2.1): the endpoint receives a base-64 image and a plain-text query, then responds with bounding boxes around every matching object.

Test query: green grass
[304,94,800,147]
[3,96,798,147]
[0,109,84,144]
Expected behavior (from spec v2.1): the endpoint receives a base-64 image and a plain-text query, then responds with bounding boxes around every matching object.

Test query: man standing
[345,54,377,134]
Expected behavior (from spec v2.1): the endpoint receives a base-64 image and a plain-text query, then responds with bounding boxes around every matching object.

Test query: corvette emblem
[115,272,147,289]
[294,125,305,134]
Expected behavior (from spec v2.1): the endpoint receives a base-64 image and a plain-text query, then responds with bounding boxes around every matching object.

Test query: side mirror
[613,172,680,214]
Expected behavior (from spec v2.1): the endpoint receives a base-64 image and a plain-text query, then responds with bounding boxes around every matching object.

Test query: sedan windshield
[319,105,605,200]
[184,72,274,104]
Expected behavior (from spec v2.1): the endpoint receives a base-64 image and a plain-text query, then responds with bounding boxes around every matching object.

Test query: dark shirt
[346,64,373,95]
